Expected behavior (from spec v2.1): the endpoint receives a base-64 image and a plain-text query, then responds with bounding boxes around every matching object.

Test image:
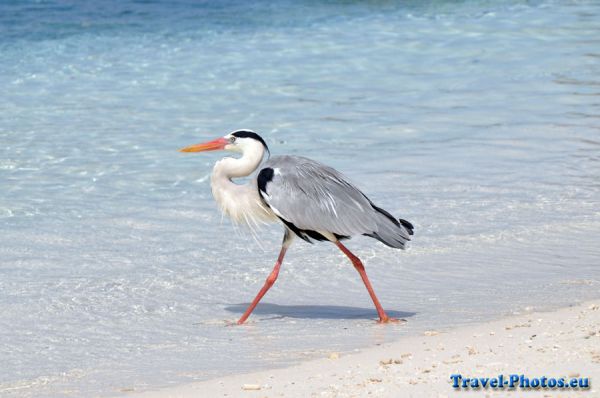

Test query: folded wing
[256,156,411,248]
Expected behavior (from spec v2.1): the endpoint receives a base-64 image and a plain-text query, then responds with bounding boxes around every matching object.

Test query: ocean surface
[1,0,599,396]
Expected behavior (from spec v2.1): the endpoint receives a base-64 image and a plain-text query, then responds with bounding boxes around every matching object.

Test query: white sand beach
[127,301,599,398]
[4,2,600,397]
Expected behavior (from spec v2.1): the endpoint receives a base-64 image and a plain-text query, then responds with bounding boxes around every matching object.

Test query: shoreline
[125,300,600,398]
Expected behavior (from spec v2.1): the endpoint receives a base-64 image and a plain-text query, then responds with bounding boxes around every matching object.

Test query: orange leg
[335,241,398,323]
[237,245,288,324]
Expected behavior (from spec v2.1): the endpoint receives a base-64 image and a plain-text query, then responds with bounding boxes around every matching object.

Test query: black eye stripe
[230,130,270,154]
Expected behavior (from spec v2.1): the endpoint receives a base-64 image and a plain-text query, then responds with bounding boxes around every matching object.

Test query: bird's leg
[237,247,286,324]
[237,232,294,324]
[335,241,398,323]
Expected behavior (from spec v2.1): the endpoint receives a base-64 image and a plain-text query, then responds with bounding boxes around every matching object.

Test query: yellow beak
[179,137,229,153]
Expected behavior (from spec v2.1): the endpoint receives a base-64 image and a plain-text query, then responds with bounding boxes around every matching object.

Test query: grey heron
[180,129,414,324]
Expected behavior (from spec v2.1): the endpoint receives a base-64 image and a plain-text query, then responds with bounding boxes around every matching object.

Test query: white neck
[213,143,265,179]
[210,142,275,227]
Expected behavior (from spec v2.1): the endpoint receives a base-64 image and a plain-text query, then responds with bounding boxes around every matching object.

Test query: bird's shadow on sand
[225,302,416,320]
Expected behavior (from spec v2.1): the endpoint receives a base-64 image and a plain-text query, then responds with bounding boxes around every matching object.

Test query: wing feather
[257,156,379,237]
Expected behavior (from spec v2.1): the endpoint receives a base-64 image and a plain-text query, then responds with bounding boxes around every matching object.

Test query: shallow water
[1,0,599,396]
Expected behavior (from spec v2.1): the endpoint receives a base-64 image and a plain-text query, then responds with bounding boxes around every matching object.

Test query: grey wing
[256,156,411,248]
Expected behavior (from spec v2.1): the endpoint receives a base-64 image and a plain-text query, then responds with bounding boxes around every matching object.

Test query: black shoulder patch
[257,167,274,194]
[231,130,270,155]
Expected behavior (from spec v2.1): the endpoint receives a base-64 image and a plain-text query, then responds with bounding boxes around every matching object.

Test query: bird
[180,129,414,324]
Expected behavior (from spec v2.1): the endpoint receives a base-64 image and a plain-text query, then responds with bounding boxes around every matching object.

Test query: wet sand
[125,300,600,398]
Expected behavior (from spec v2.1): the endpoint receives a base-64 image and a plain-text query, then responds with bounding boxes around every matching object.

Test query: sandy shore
[127,301,600,398]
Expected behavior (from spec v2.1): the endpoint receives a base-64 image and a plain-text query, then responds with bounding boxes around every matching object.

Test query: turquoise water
[1,1,599,396]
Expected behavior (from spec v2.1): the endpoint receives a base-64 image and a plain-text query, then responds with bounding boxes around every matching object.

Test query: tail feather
[365,204,414,249]
[399,218,414,235]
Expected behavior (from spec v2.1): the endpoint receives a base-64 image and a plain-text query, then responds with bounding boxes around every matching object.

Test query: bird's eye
[230,136,236,143]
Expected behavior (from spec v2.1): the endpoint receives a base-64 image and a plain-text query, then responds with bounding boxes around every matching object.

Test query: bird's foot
[377,316,407,324]
[235,317,255,326]
[224,319,250,327]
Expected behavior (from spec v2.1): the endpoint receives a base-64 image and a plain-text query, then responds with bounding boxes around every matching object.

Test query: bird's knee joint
[266,273,278,285]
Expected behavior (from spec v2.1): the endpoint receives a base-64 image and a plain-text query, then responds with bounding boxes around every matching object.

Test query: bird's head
[179,129,270,156]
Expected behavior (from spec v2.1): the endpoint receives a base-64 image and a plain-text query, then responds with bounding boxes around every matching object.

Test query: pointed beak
[179,137,229,153]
